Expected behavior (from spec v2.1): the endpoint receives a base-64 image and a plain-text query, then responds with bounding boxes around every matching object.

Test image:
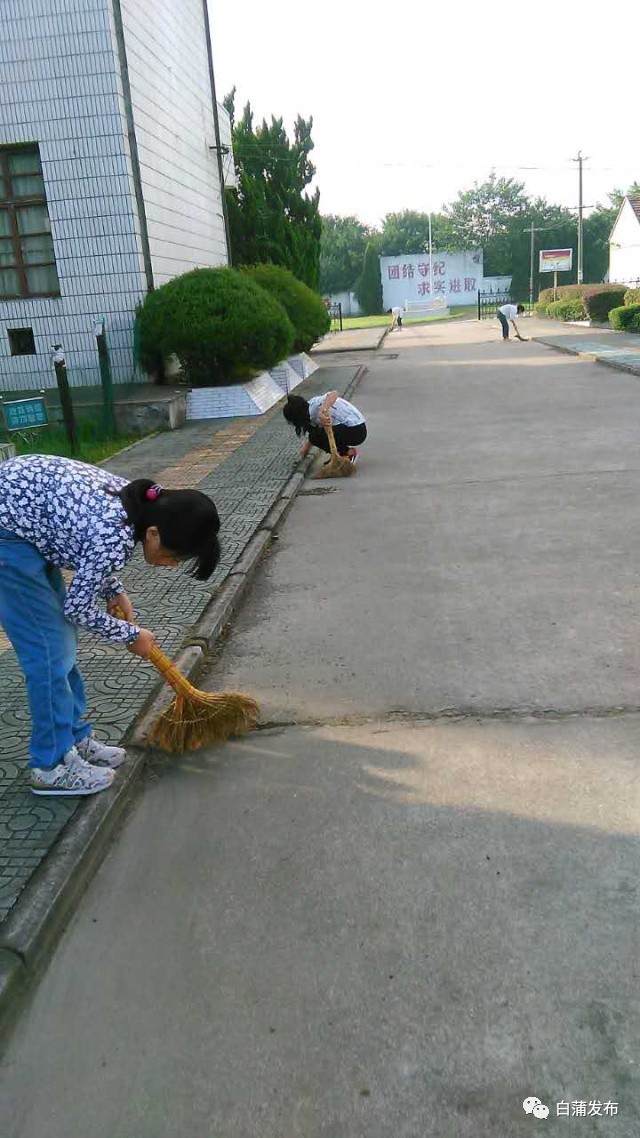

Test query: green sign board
[2,397,48,431]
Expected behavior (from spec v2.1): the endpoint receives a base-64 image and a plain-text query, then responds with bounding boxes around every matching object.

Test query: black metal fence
[329,302,343,332]
[477,290,511,320]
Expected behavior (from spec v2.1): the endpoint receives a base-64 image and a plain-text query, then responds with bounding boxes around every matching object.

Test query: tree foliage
[379,211,433,256]
[243,263,330,352]
[223,89,322,289]
[319,215,372,294]
[355,242,383,315]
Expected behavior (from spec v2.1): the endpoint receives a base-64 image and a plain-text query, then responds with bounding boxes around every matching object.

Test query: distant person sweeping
[388,305,404,330]
[283,392,367,465]
[0,455,221,797]
[497,302,527,341]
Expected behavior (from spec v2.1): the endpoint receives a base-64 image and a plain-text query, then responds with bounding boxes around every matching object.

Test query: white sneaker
[30,748,114,797]
[76,734,127,769]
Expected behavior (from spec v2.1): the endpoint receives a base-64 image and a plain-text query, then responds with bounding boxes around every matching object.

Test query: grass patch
[338,307,473,330]
[7,420,144,464]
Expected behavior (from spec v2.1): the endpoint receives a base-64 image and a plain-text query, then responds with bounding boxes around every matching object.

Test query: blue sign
[3,397,48,431]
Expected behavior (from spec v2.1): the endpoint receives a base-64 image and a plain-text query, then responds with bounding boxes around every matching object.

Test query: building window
[0,145,60,299]
[8,327,36,355]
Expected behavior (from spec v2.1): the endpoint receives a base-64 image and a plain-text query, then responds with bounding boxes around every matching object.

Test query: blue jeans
[0,525,92,768]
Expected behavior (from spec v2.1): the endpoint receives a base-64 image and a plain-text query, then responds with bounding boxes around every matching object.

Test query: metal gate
[477,290,511,320]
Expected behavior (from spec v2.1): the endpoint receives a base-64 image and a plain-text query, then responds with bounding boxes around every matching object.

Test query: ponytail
[114,479,221,581]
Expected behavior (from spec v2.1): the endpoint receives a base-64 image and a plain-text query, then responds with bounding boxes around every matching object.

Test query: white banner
[381,250,484,309]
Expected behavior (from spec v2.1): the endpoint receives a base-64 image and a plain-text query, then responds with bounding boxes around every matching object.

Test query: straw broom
[312,419,356,479]
[114,607,259,752]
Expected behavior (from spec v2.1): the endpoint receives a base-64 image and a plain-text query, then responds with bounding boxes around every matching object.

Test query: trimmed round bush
[545,298,587,321]
[582,286,627,322]
[609,303,640,332]
[624,288,640,306]
[242,264,330,353]
[137,267,295,386]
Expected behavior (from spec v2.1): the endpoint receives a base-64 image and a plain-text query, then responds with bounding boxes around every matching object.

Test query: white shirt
[499,304,518,319]
[308,395,365,428]
[392,306,403,317]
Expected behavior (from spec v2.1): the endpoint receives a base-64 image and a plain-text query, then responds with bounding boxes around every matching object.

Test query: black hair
[114,480,221,581]
[282,394,311,437]
[517,304,526,313]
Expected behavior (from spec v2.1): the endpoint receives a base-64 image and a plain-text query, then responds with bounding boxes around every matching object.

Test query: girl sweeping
[283,391,367,464]
[0,454,220,798]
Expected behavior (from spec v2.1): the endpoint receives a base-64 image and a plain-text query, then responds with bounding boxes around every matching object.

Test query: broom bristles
[148,690,260,752]
[312,454,354,479]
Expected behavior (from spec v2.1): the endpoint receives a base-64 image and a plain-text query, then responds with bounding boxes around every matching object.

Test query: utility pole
[523,222,564,311]
[528,221,535,311]
[571,151,589,284]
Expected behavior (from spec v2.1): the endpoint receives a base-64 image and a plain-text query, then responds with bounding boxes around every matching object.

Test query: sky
[207,0,639,229]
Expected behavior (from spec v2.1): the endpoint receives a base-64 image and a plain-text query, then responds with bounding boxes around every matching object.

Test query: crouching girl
[0,454,220,797]
[283,391,367,464]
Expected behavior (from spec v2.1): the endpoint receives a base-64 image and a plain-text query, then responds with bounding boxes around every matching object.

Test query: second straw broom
[115,606,259,752]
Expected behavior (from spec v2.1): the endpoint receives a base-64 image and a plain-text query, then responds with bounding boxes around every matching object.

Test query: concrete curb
[0,364,365,1044]
[533,336,640,378]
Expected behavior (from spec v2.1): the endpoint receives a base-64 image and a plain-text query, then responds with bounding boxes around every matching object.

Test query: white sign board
[381,250,483,309]
[539,248,572,273]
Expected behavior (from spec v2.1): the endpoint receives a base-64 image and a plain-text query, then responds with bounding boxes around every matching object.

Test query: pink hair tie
[145,484,162,501]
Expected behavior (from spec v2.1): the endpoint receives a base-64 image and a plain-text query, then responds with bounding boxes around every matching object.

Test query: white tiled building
[0,0,232,393]
[609,196,640,288]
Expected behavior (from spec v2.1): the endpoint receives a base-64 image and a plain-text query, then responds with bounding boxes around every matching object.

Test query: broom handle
[113,606,195,698]
[325,419,340,459]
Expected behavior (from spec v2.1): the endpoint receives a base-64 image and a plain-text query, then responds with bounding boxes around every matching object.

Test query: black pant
[497,311,509,339]
[308,422,367,456]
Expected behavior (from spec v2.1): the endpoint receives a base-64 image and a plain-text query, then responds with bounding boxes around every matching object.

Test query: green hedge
[538,283,626,305]
[582,286,627,322]
[624,287,640,306]
[537,283,627,323]
[609,303,640,332]
[544,299,587,321]
[242,264,329,353]
[136,267,295,386]
[538,284,586,304]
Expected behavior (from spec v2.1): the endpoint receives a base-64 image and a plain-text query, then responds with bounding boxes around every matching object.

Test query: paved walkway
[313,326,388,353]
[0,364,359,925]
[530,318,640,375]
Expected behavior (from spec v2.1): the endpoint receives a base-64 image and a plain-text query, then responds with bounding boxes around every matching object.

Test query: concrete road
[2,321,640,1137]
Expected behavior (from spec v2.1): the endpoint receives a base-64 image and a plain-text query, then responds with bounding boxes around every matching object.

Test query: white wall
[609,200,640,286]
[0,0,147,392]
[120,0,229,285]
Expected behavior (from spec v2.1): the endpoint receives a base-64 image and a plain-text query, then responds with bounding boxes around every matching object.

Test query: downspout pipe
[201,0,233,265]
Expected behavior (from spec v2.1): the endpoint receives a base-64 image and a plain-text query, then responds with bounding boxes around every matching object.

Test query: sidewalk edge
[533,336,640,377]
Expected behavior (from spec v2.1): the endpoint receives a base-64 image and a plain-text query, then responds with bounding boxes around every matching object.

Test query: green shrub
[136,267,295,386]
[609,303,640,331]
[624,287,640,306]
[537,283,626,307]
[538,284,585,305]
[545,298,587,321]
[242,263,329,352]
[534,302,550,317]
[582,286,627,322]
